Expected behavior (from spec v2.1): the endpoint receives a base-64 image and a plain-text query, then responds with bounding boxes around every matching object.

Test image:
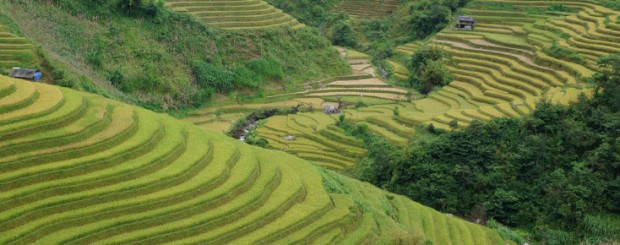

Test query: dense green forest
[346,55,620,244]
[0,0,349,111]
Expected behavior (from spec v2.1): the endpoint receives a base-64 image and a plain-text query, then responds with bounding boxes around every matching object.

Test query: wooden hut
[455,16,475,31]
[9,67,36,80]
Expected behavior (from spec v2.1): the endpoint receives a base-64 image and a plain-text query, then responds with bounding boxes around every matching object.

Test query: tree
[407,45,453,94]
[332,22,358,47]
[408,1,452,38]
[594,54,620,111]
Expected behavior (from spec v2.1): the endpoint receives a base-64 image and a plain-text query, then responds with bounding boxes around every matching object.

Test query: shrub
[247,57,284,81]
[117,0,163,16]
[109,69,125,87]
[193,61,235,92]
[332,21,358,48]
[408,0,452,38]
[232,66,262,89]
[406,45,453,94]
[548,4,573,12]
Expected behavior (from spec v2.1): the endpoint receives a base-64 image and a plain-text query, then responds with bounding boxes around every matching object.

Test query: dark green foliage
[264,0,341,28]
[601,0,620,11]
[193,56,286,93]
[544,42,586,65]
[406,45,453,94]
[404,0,470,39]
[117,0,163,17]
[548,4,572,12]
[393,106,399,116]
[244,129,269,147]
[332,21,358,48]
[408,1,452,39]
[593,54,620,111]
[193,61,235,93]
[354,56,620,243]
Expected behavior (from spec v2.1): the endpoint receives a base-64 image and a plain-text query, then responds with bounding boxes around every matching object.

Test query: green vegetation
[0,14,37,74]
[353,55,620,243]
[406,45,454,94]
[3,0,620,244]
[1,0,348,111]
[544,42,586,65]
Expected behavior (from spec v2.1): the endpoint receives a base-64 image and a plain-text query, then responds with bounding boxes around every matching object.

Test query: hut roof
[9,68,37,79]
[457,16,475,22]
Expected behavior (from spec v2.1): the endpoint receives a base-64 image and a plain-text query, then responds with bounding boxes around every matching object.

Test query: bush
[407,45,453,94]
[247,57,284,81]
[232,66,262,89]
[332,21,358,48]
[408,1,452,38]
[193,61,235,92]
[117,0,163,16]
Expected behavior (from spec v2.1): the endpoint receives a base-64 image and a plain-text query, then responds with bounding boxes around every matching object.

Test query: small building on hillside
[455,16,475,31]
[9,67,41,81]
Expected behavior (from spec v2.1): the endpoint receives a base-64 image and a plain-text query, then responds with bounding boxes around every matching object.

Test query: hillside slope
[0,75,513,244]
[0,0,348,111]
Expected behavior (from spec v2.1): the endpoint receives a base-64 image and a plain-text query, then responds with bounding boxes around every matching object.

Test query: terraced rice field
[0,24,33,72]
[165,0,303,30]
[333,0,399,18]
[188,0,604,174]
[184,98,327,133]
[306,48,413,101]
[0,75,513,244]
[361,0,611,132]
[257,112,367,170]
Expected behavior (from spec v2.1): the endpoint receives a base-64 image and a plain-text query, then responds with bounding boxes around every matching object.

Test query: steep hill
[0,75,514,244]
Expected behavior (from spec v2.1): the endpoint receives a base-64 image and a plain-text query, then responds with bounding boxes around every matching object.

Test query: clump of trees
[349,54,620,244]
[406,45,453,94]
[407,0,470,39]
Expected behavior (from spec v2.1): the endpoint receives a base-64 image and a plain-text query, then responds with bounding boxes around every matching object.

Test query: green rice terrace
[333,0,399,18]
[0,75,514,244]
[0,24,33,73]
[165,0,303,30]
[187,0,616,170]
[1,0,619,243]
